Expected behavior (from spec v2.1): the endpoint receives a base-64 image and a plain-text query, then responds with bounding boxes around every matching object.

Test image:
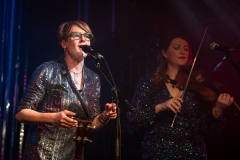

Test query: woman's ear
[162,50,167,58]
[60,40,66,49]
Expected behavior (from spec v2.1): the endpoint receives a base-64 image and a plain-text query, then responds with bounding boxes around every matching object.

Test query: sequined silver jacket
[18,56,101,160]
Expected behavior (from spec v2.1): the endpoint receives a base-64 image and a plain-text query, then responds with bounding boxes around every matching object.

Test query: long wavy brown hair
[152,34,193,86]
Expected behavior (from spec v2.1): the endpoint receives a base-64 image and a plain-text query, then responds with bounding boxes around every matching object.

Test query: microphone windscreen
[81,45,93,53]
[210,42,218,50]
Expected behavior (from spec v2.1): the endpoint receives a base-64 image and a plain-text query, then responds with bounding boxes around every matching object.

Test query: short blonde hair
[58,21,95,44]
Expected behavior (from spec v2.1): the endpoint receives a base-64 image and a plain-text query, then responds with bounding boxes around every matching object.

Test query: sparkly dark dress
[126,74,224,160]
[17,56,101,160]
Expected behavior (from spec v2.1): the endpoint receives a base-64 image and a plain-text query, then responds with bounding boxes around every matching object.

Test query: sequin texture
[126,74,224,160]
[17,56,101,160]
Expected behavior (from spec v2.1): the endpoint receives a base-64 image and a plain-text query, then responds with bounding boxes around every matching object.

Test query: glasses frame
[68,32,94,41]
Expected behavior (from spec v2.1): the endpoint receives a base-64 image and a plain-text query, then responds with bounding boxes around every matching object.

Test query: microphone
[81,45,104,59]
[210,42,239,52]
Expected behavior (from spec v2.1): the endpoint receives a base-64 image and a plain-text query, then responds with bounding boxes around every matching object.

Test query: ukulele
[70,118,96,160]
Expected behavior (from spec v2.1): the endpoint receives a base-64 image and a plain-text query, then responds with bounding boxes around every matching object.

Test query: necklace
[166,75,183,90]
[70,70,83,84]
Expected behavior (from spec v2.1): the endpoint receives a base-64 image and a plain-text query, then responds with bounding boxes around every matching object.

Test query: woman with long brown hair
[127,34,233,159]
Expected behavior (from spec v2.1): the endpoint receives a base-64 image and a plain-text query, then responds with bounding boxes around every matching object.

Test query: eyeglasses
[68,32,94,41]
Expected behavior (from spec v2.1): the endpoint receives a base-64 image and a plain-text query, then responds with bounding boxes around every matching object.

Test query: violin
[175,67,240,110]
[171,24,238,128]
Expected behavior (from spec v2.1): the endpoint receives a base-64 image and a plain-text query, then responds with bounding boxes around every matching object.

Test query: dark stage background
[1,0,240,159]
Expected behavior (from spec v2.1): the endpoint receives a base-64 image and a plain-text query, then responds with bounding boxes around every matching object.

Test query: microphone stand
[223,51,240,74]
[94,57,132,160]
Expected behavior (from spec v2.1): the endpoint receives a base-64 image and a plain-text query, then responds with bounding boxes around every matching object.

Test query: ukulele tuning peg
[87,124,96,130]
[83,137,92,143]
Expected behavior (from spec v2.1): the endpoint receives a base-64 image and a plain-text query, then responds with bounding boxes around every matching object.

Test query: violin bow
[171,24,209,128]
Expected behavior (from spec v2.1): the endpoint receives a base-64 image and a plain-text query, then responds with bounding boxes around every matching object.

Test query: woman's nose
[79,36,85,42]
[180,50,185,54]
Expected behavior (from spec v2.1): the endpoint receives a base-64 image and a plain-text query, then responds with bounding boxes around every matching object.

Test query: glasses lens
[69,32,93,41]
[83,33,93,40]
[69,33,80,40]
